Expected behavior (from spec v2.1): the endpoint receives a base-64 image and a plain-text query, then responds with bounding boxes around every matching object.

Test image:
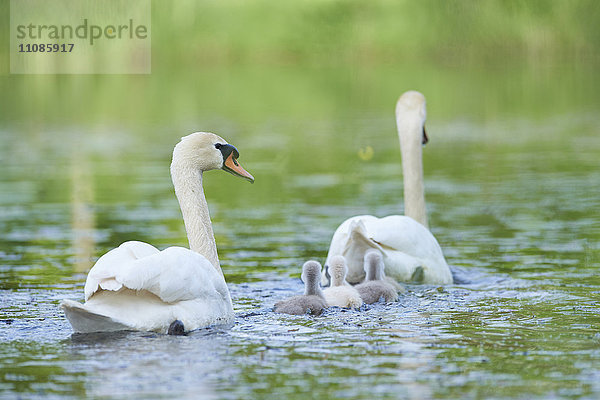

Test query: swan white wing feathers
[361,216,444,259]
[84,241,230,304]
[113,246,230,303]
[324,215,452,285]
[84,241,160,301]
[64,243,234,333]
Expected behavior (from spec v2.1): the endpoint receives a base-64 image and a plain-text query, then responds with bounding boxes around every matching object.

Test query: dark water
[1,102,599,399]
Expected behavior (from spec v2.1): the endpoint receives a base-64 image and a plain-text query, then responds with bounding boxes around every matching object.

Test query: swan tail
[348,219,369,242]
[336,220,384,284]
[61,299,130,333]
[346,220,382,252]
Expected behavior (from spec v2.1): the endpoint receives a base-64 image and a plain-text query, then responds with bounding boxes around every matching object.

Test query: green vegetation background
[0,0,599,129]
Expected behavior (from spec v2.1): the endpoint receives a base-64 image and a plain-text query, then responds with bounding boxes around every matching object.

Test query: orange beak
[223,153,254,183]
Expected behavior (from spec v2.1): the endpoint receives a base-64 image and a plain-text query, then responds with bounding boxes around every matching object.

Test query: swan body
[355,250,399,304]
[62,132,254,334]
[62,242,233,333]
[324,215,451,285]
[323,255,363,309]
[274,261,328,316]
[322,91,452,286]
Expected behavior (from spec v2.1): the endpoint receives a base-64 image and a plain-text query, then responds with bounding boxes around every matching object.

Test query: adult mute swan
[323,256,363,309]
[274,261,328,316]
[61,132,254,334]
[322,91,453,286]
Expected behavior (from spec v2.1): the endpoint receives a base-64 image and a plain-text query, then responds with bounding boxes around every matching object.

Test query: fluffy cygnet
[323,256,363,309]
[356,250,399,304]
[274,261,328,316]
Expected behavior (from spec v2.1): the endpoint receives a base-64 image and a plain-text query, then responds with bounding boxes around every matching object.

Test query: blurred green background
[1,0,599,128]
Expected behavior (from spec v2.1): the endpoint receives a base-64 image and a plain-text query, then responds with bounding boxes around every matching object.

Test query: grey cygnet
[274,260,328,316]
[356,250,399,304]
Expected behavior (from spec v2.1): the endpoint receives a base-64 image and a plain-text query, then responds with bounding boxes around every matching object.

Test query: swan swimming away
[61,132,254,334]
[323,255,363,309]
[274,261,328,316]
[322,91,453,286]
[355,250,399,304]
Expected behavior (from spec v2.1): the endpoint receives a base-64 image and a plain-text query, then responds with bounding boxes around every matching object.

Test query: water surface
[1,94,599,398]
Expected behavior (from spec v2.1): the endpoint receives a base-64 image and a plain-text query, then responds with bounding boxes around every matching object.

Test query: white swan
[322,91,453,286]
[61,132,254,334]
[323,255,363,309]
[274,261,328,316]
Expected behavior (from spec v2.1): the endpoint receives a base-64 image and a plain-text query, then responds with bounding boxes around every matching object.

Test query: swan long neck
[170,162,221,274]
[397,117,428,228]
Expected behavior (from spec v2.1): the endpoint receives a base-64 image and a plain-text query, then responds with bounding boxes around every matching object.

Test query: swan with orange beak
[216,142,254,183]
[61,132,254,335]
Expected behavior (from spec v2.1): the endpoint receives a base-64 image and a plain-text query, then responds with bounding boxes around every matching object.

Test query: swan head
[172,132,254,182]
[328,255,348,286]
[396,91,428,145]
[364,249,385,281]
[301,260,323,295]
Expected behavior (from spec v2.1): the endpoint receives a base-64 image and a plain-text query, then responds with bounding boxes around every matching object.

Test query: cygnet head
[171,132,254,182]
[328,255,348,287]
[301,260,323,296]
[364,250,385,281]
[395,91,428,145]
